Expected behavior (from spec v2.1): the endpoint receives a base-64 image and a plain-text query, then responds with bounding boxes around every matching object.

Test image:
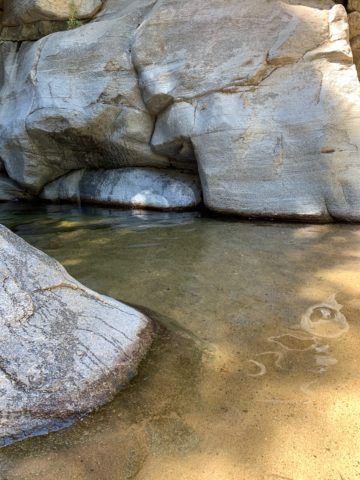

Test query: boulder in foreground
[0,225,154,446]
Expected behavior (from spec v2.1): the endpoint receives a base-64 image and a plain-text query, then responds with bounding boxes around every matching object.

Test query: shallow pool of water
[0,202,360,480]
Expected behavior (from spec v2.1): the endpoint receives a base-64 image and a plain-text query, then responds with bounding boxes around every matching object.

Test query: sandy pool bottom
[0,203,359,480]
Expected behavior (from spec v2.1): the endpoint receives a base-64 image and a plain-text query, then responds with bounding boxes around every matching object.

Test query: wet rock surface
[41,168,202,210]
[0,224,154,446]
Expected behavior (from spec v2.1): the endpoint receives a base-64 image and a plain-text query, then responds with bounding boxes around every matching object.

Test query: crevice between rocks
[125,0,204,207]
[339,0,360,78]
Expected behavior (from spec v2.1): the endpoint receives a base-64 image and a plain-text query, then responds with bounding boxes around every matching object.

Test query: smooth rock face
[0,1,169,193]
[139,1,360,221]
[0,225,154,446]
[133,0,333,112]
[41,168,202,210]
[1,0,360,221]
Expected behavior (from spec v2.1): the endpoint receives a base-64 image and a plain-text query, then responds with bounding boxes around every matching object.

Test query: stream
[0,202,359,480]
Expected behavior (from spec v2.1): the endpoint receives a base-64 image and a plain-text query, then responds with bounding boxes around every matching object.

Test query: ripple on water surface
[0,203,359,480]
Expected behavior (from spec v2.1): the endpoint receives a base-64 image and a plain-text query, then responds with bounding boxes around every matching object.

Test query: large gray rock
[132,0,334,113]
[41,168,202,210]
[0,0,170,193]
[135,1,360,221]
[1,0,360,221]
[0,225,154,446]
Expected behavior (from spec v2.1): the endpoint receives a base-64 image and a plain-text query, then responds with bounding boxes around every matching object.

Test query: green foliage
[67,1,82,29]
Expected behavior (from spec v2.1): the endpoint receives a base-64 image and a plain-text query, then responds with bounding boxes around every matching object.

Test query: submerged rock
[0,225,154,446]
[41,168,202,210]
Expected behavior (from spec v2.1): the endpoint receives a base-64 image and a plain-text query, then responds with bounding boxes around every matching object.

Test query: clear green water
[0,202,360,480]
